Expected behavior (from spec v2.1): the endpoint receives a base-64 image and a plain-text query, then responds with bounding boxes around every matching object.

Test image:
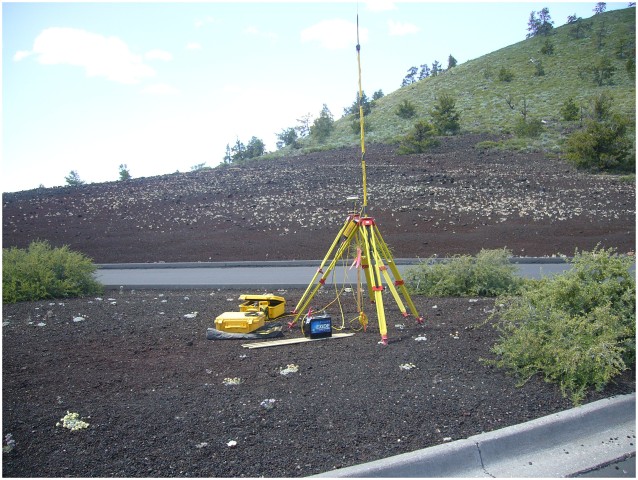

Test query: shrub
[626,57,636,78]
[406,248,522,297]
[3,240,103,303]
[540,39,554,55]
[430,93,460,135]
[590,56,616,86]
[396,99,417,119]
[351,117,372,135]
[591,91,613,121]
[514,117,544,138]
[475,140,502,151]
[560,97,580,121]
[397,120,439,154]
[488,246,635,405]
[498,67,514,82]
[564,115,634,171]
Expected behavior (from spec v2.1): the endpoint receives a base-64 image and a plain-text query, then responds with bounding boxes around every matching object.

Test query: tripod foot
[416,316,424,325]
[378,334,388,346]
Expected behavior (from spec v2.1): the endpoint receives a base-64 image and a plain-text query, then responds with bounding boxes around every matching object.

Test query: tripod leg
[358,230,374,302]
[361,221,388,344]
[373,225,423,323]
[379,266,408,316]
[291,220,359,326]
[293,216,351,316]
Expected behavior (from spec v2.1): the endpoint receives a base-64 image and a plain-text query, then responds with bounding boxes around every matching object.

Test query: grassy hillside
[282,7,635,156]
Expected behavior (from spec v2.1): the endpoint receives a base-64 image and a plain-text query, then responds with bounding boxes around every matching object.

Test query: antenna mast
[356,14,368,210]
[290,12,424,345]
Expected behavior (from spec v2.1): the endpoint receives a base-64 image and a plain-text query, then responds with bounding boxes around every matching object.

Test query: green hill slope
[292,7,635,155]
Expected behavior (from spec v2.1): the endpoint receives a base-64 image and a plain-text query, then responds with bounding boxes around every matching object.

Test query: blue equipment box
[303,313,332,339]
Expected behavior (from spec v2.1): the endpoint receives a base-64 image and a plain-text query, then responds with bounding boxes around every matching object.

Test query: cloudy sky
[3,1,627,192]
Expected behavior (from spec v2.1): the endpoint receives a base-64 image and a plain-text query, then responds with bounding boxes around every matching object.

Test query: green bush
[397,120,440,154]
[350,117,372,135]
[396,99,417,119]
[498,67,514,82]
[3,240,103,303]
[560,97,580,121]
[430,93,461,135]
[514,117,544,138]
[488,246,635,405]
[540,39,555,55]
[564,115,634,171]
[406,248,522,297]
[475,140,502,151]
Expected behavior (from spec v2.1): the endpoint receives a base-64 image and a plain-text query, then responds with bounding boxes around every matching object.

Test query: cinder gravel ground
[3,289,634,477]
[2,135,635,263]
[2,136,635,477]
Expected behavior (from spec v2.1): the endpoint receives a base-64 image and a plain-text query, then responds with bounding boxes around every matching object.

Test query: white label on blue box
[311,320,331,333]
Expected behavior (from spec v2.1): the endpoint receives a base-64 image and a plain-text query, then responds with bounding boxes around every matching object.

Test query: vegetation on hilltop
[268,6,635,172]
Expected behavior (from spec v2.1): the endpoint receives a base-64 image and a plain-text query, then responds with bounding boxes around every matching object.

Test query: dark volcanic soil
[2,135,635,263]
[3,289,635,477]
[2,136,636,477]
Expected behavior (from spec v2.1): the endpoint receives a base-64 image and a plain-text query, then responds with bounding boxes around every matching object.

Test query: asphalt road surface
[95,258,576,289]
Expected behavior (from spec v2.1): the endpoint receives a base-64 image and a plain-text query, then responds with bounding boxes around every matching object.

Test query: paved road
[95,258,575,289]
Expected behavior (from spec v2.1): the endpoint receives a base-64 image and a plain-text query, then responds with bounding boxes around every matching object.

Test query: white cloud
[186,42,202,50]
[145,49,173,61]
[243,25,278,42]
[301,19,367,50]
[27,27,155,84]
[141,83,180,95]
[194,16,215,29]
[387,19,419,36]
[13,50,32,61]
[365,0,396,12]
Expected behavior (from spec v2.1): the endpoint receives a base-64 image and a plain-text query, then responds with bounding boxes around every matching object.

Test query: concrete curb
[312,393,636,478]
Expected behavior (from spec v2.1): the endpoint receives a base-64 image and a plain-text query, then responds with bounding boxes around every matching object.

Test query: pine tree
[527,8,554,38]
[245,137,265,159]
[418,64,430,80]
[276,128,299,149]
[311,104,334,143]
[118,164,131,181]
[344,92,372,118]
[65,170,84,186]
[231,138,245,162]
[431,60,441,76]
[430,93,460,135]
[401,66,418,87]
[223,144,232,163]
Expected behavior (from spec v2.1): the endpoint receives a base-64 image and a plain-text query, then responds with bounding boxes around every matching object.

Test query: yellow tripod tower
[291,16,424,345]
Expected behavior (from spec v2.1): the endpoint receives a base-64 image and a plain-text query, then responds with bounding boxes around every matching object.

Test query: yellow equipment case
[215,311,266,334]
[238,294,285,319]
